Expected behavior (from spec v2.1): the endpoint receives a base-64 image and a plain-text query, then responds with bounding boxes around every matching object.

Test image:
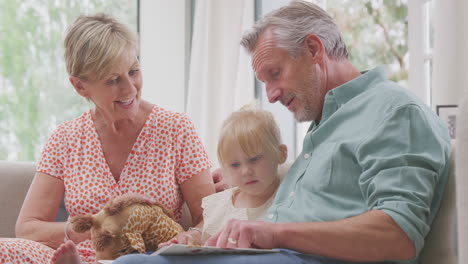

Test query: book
[152,243,280,255]
[97,244,279,263]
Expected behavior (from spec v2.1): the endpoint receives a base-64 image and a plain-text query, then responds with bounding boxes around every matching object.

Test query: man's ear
[278,144,288,164]
[69,76,89,98]
[304,34,325,63]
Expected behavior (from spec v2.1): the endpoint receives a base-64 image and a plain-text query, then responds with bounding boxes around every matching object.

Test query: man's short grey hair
[241,0,348,59]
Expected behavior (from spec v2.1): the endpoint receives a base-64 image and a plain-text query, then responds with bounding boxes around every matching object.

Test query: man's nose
[266,84,281,103]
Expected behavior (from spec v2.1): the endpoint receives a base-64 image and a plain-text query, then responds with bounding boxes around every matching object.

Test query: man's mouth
[282,95,296,111]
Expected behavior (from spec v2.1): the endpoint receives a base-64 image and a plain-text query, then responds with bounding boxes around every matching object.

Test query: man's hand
[205,219,277,249]
[158,229,202,248]
[212,168,229,192]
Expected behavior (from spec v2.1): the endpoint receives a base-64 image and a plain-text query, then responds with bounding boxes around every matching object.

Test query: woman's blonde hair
[64,13,139,80]
[217,104,283,166]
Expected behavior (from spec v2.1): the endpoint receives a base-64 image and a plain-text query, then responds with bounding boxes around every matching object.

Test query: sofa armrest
[0,161,36,238]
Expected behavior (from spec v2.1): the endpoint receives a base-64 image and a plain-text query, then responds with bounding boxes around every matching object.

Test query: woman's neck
[92,100,151,135]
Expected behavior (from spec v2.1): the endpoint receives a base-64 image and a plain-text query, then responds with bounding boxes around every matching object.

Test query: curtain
[186,0,255,167]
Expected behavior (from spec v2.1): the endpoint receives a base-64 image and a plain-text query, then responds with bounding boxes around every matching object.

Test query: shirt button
[304,153,310,159]
[289,191,295,197]
[268,214,274,219]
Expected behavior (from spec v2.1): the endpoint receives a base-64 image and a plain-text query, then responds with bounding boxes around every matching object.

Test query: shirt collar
[319,66,387,123]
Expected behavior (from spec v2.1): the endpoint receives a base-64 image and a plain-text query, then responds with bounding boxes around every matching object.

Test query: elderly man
[115,1,451,263]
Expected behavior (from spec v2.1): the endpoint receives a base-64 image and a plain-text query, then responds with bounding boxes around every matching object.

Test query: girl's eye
[249,155,263,163]
[230,162,240,168]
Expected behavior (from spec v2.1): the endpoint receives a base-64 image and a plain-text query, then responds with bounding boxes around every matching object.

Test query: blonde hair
[217,105,283,166]
[64,13,139,80]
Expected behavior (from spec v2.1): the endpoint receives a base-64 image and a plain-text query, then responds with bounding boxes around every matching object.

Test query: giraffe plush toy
[70,195,184,261]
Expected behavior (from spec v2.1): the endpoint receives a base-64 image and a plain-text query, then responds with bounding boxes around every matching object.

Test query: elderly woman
[0,13,215,264]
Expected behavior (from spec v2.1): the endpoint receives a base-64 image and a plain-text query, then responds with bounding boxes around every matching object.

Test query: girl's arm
[159,168,215,247]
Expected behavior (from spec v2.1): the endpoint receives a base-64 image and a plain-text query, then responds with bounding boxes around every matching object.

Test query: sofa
[0,137,464,263]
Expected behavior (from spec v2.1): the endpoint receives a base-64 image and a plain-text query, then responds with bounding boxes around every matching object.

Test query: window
[0,1,138,161]
[408,0,434,105]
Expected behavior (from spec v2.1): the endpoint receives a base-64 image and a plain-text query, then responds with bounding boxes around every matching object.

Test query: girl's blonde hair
[64,13,139,80]
[217,105,283,166]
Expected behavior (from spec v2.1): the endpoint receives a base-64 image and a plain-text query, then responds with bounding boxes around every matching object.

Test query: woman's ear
[304,34,325,63]
[278,144,288,164]
[69,76,89,98]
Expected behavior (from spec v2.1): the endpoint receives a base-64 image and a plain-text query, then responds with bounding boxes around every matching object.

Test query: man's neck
[323,58,361,92]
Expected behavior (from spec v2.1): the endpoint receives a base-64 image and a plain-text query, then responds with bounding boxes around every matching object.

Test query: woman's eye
[106,78,118,85]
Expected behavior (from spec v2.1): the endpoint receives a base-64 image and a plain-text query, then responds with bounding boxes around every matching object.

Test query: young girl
[200,106,288,243]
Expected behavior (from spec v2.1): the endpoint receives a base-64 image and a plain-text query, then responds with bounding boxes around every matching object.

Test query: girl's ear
[278,144,288,164]
[69,76,90,98]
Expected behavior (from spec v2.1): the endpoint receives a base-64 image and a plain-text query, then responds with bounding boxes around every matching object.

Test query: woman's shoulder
[49,111,91,139]
[150,105,193,126]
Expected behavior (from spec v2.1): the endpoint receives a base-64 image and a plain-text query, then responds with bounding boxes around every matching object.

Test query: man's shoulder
[363,80,425,112]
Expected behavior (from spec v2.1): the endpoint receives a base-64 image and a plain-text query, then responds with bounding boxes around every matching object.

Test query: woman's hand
[158,229,202,248]
[212,168,229,192]
[67,223,91,244]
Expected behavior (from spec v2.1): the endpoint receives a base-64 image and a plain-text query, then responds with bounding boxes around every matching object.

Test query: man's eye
[271,70,280,78]
[129,69,140,76]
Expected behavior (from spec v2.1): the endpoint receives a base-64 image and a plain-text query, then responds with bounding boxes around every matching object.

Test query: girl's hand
[205,219,277,249]
[158,229,202,248]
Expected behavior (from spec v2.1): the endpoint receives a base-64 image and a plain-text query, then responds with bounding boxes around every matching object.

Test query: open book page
[97,245,279,263]
[152,244,280,255]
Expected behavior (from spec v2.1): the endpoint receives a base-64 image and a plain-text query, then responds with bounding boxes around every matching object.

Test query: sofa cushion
[418,144,457,264]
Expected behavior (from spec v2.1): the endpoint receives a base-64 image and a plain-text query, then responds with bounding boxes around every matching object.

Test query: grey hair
[241,0,348,59]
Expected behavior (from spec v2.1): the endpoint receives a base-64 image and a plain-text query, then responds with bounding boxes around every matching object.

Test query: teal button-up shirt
[266,66,451,263]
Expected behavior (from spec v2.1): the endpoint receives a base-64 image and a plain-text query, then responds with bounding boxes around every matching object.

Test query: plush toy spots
[71,195,184,261]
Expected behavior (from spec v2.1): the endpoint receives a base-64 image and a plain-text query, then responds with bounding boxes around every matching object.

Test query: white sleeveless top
[201,187,276,243]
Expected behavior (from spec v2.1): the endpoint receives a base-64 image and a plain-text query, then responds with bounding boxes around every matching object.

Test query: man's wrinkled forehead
[251,31,277,74]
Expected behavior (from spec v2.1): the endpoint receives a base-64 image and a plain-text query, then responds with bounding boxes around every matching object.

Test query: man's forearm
[273,210,415,262]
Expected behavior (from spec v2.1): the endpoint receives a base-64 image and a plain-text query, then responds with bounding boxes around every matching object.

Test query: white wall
[139,0,191,113]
